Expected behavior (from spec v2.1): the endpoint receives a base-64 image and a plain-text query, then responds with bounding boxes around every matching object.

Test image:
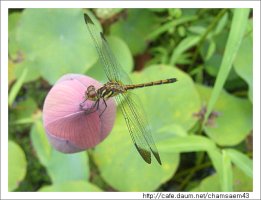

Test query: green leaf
[191,175,220,191]
[221,150,233,192]
[204,53,222,76]
[15,8,97,84]
[46,150,89,184]
[12,97,38,123]
[148,15,198,40]
[214,12,229,35]
[8,141,27,191]
[8,12,21,58]
[8,67,28,106]
[110,9,157,54]
[87,36,133,82]
[204,8,250,123]
[202,30,229,76]
[207,148,234,192]
[94,121,180,191]
[205,39,216,61]
[170,36,200,65]
[30,120,89,184]
[207,148,222,179]
[157,135,217,153]
[39,181,102,192]
[191,166,252,192]
[93,65,201,191]
[232,166,253,191]
[30,120,52,166]
[161,135,225,189]
[132,65,201,131]
[197,84,252,146]
[93,110,180,191]
[226,149,253,178]
[233,20,253,102]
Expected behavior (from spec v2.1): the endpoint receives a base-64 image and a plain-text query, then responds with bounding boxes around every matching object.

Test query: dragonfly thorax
[85,82,126,101]
[97,81,126,100]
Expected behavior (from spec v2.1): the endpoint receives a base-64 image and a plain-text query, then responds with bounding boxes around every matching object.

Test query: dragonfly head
[85,85,98,101]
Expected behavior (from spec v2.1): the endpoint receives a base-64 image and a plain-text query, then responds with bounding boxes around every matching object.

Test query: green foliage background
[8,8,253,192]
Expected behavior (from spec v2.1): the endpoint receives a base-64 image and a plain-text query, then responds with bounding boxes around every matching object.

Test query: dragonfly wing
[84,13,161,164]
[115,93,162,165]
[84,14,114,81]
[84,13,131,84]
[100,32,132,84]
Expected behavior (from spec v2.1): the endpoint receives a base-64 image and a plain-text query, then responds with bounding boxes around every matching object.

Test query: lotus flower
[43,74,116,153]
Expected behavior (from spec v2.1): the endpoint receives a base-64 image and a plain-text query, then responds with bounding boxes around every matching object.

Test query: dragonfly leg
[99,98,107,117]
[79,98,88,109]
[80,99,100,115]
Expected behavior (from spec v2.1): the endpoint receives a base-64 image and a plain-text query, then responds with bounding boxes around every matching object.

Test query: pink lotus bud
[43,74,116,153]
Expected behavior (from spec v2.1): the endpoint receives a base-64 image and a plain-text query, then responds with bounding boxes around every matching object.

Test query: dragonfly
[82,13,177,165]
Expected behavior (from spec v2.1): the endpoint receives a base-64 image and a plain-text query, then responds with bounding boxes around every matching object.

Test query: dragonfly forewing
[84,13,131,84]
[100,32,132,85]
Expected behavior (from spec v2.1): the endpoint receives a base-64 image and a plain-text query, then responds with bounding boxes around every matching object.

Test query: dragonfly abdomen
[125,78,177,90]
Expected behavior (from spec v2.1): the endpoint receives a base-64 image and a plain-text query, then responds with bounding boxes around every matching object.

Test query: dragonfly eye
[85,85,97,100]
[87,85,95,92]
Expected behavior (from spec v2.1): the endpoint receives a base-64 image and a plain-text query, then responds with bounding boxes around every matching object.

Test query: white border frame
[1,1,260,199]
